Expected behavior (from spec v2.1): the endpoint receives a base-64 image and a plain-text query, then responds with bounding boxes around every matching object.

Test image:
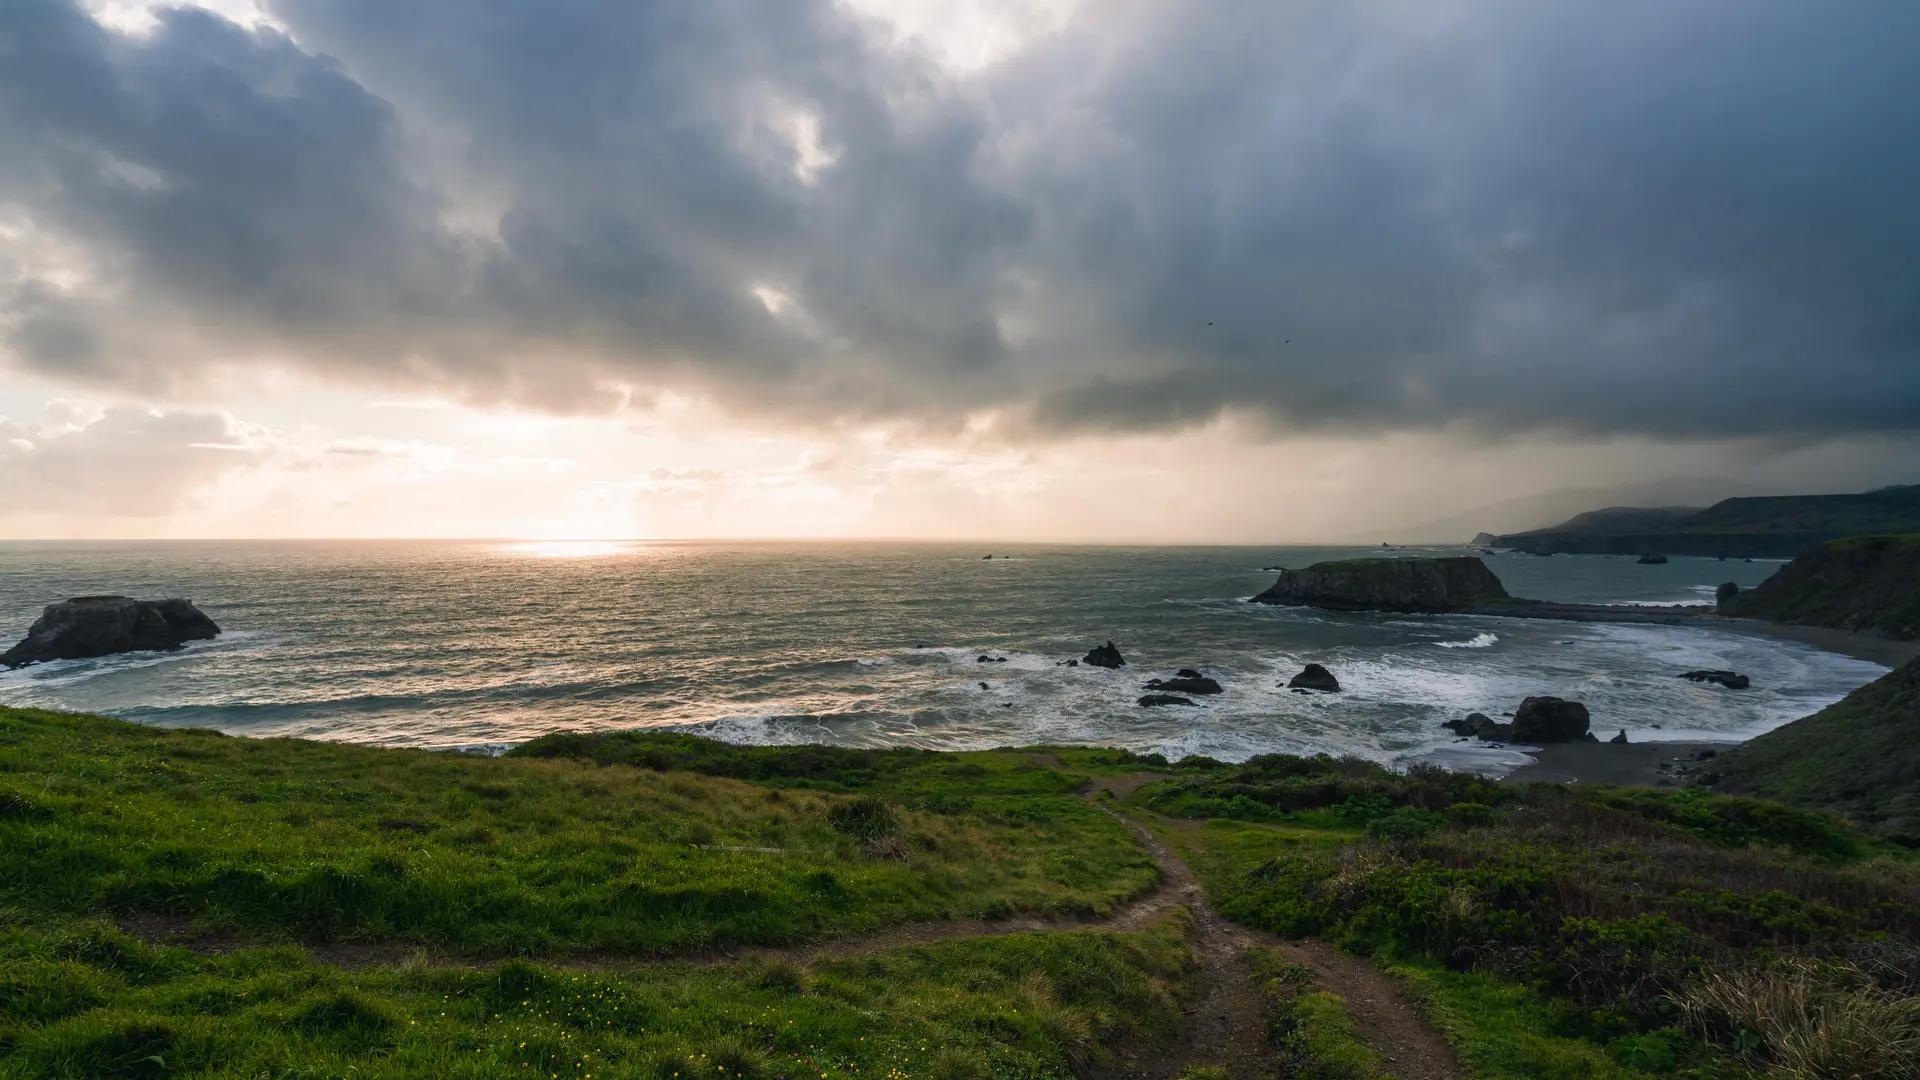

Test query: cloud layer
[3,0,1917,439]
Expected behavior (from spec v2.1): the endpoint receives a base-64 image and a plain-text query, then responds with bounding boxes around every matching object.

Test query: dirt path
[1270,939,1464,1080]
[1085,777,1463,1080]
[1085,797,1279,1080]
[122,778,1461,1080]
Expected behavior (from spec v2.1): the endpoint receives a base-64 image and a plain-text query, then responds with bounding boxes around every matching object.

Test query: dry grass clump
[1680,960,1920,1079]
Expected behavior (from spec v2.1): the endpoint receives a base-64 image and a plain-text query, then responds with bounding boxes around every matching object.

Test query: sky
[2,0,1918,541]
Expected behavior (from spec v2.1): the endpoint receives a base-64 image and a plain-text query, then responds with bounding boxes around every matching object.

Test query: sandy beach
[1497,740,1731,787]
[1490,619,1909,788]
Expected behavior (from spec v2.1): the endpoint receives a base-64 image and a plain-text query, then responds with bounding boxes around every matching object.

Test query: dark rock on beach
[1287,663,1341,692]
[1137,694,1197,707]
[1610,729,1630,744]
[1082,641,1126,668]
[1252,556,1509,613]
[1681,670,1750,690]
[1511,696,1591,743]
[2,596,220,669]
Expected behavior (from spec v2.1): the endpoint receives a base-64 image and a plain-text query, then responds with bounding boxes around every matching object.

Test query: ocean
[0,540,1886,771]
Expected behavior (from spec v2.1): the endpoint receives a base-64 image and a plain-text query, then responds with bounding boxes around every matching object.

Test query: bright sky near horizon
[3,1,1918,540]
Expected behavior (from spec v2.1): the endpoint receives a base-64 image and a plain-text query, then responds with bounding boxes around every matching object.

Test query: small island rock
[1637,553,1669,564]
[1252,557,1509,613]
[1083,641,1127,669]
[1,596,220,669]
[1287,663,1341,692]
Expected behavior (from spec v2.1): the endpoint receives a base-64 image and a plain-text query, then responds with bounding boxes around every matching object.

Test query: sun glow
[497,540,634,559]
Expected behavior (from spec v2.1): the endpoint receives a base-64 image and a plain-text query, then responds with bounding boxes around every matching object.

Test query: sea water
[0,541,1885,770]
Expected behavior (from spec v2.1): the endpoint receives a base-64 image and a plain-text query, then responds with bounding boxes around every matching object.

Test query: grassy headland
[1710,658,1920,844]
[4,708,1918,1078]
[1726,534,1920,640]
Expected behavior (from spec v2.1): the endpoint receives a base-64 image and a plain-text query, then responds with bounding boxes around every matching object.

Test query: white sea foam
[1436,632,1498,649]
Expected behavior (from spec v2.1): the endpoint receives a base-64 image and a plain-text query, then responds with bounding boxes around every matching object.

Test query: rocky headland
[1250,555,1708,625]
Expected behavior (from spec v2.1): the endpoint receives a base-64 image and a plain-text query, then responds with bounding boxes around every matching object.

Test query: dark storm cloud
[1,0,1916,436]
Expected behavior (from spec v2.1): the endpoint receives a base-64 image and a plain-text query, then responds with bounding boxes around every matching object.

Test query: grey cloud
[1,0,1916,438]
[0,405,262,515]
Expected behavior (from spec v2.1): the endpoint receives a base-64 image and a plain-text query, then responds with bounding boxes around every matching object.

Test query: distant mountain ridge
[1485,484,1920,556]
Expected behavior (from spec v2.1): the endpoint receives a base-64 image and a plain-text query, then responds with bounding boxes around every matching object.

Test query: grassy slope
[1711,657,1920,843]
[8,709,1920,1078]
[0,709,1156,955]
[1130,755,1920,1080]
[0,914,1195,1079]
[1727,534,1920,639]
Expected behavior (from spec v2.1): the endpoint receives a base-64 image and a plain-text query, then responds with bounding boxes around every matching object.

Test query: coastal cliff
[1252,556,1509,613]
[1726,534,1920,640]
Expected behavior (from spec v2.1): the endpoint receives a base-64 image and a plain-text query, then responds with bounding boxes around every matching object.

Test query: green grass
[1728,533,1920,639]
[0,708,1157,955]
[1246,949,1390,1080]
[0,911,1197,1079]
[1391,964,1649,1080]
[10,707,1920,1078]
[1134,754,1919,1079]
[1712,657,1920,844]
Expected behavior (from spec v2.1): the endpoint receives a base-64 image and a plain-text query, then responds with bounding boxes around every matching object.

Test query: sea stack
[1511,696,1591,743]
[1082,641,1126,668]
[1,596,221,669]
[1251,557,1509,614]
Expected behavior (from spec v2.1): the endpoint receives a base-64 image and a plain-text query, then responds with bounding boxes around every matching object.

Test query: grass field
[1132,754,1920,1079]
[6,708,1919,1078]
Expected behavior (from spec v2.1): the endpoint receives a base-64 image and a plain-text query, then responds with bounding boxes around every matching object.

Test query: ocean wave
[1435,632,1498,649]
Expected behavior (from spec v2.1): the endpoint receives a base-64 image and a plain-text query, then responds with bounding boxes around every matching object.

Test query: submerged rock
[977,655,1009,663]
[1145,673,1224,695]
[1082,641,1126,669]
[1444,712,1510,740]
[1,596,220,669]
[1637,553,1669,564]
[1252,557,1510,613]
[1287,663,1341,692]
[1137,694,1197,707]
[1681,670,1750,690]
[1511,696,1591,743]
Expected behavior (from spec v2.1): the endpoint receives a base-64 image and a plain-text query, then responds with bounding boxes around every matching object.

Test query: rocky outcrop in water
[1681,670,1750,690]
[1083,641,1126,668]
[1145,669,1223,695]
[1,596,220,669]
[1715,582,1741,611]
[1286,663,1341,692]
[1138,694,1197,707]
[1511,696,1591,743]
[1443,712,1511,740]
[1637,553,1669,564]
[1252,557,1510,614]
